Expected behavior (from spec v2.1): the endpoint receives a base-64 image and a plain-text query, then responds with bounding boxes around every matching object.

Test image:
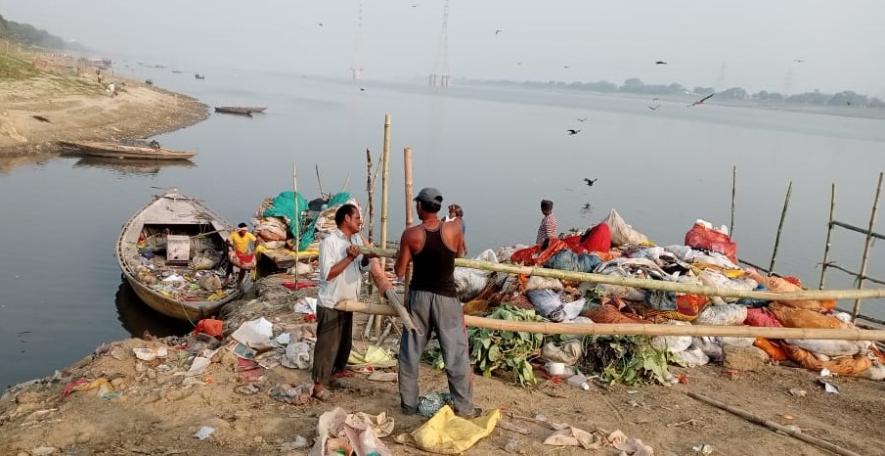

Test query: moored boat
[58,141,197,161]
[214,106,267,116]
[116,189,241,321]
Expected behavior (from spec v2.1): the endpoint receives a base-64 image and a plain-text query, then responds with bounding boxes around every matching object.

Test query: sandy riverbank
[0,51,207,170]
[1,275,883,456]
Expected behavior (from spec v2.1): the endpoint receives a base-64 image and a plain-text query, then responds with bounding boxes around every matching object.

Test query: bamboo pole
[685,392,862,456]
[830,220,885,241]
[315,164,325,199]
[376,113,392,337]
[335,300,885,341]
[818,183,836,290]
[292,163,300,283]
[366,149,374,243]
[357,246,885,301]
[768,181,792,276]
[403,146,414,305]
[730,165,736,236]
[852,171,883,319]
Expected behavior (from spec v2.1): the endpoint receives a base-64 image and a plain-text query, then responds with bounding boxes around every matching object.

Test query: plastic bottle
[567,373,590,391]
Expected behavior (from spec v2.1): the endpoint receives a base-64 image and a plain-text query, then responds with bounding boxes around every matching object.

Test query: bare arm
[394,230,413,279]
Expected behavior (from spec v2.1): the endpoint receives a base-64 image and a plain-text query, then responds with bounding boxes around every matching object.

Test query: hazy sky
[3,0,885,95]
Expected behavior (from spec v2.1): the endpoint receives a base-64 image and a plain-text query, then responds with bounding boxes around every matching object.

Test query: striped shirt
[536,214,558,245]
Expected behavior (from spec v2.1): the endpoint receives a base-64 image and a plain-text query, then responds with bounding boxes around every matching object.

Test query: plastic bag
[526,276,564,292]
[672,346,710,366]
[541,340,584,365]
[454,268,490,301]
[650,321,693,353]
[692,337,723,362]
[684,222,737,263]
[396,406,500,455]
[527,289,584,322]
[694,304,747,326]
[281,341,314,369]
[602,209,649,247]
[782,344,872,376]
[784,339,870,357]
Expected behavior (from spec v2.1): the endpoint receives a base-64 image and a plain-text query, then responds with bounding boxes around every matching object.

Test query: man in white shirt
[311,203,380,400]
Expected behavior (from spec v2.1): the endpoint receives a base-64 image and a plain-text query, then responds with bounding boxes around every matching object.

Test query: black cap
[414,187,443,205]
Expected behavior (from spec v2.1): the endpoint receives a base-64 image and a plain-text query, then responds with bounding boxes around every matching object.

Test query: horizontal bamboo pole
[826,263,885,286]
[359,246,885,302]
[831,220,885,241]
[335,300,885,341]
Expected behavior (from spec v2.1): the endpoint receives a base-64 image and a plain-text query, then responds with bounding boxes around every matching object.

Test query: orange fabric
[193,318,223,338]
[584,304,649,324]
[747,270,834,311]
[754,337,788,362]
[782,343,872,376]
[768,303,844,329]
[676,294,708,318]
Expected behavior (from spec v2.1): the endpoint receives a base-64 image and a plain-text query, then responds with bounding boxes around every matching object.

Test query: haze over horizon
[3,0,885,96]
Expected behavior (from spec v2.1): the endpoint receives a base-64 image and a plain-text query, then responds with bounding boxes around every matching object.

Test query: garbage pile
[132,229,233,301]
[253,190,359,254]
[452,209,885,383]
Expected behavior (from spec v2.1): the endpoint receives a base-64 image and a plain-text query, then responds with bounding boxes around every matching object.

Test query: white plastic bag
[784,339,871,357]
[650,321,693,353]
[602,209,649,246]
[231,317,274,349]
[694,304,747,326]
[672,346,710,367]
[692,337,723,361]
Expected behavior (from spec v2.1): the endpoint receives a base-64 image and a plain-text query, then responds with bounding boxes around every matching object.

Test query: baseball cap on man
[414,187,443,204]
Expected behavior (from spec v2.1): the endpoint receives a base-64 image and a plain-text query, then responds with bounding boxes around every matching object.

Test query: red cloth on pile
[193,318,224,338]
[512,224,611,265]
[684,223,737,263]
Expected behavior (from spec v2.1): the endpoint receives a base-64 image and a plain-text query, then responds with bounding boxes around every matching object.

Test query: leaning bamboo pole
[292,163,300,283]
[364,149,376,338]
[357,246,885,301]
[852,171,883,319]
[768,181,792,275]
[818,183,836,290]
[335,300,885,341]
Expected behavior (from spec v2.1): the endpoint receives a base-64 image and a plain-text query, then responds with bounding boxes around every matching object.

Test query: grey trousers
[398,290,473,414]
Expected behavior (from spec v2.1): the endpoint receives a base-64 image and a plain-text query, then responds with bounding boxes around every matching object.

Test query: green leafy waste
[580,336,671,386]
[468,306,545,386]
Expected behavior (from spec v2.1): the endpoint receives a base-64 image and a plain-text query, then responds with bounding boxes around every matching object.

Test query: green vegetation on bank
[0,53,38,80]
[0,13,81,50]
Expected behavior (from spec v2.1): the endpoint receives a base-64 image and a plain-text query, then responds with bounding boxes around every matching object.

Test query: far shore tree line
[466,77,885,109]
[0,14,83,51]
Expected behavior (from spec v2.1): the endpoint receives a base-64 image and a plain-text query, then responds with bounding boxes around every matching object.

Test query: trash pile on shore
[131,229,233,301]
[449,210,885,384]
[253,191,358,256]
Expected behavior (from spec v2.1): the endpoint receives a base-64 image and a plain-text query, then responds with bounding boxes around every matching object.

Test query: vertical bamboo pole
[730,165,737,236]
[768,181,793,276]
[852,172,883,319]
[377,113,392,337]
[404,147,415,305]
[366,149,375,243]
[363,149,376,338]
[293,163,300,283]
[818,183,837,290]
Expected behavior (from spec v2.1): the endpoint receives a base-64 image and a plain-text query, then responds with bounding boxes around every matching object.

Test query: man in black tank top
[394,188,477,418]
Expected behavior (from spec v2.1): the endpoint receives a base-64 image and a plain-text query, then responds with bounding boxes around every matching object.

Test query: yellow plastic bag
[348,345,397,369]
[396,405,500,454]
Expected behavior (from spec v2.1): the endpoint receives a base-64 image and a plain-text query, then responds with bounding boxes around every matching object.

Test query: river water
[1,64,883,389]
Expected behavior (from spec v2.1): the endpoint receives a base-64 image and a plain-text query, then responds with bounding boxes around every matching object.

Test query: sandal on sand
[313,388,332,402]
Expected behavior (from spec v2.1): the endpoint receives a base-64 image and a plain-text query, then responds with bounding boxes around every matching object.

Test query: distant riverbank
[0,51,207,170]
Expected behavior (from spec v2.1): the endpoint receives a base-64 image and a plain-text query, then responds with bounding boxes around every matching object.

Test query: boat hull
[59,141,196,161]
[121,271,238,321]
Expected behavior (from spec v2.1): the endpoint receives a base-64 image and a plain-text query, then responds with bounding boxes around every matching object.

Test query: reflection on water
[114,279,192,338]
[0,152,56,174]
[73,156,195,177]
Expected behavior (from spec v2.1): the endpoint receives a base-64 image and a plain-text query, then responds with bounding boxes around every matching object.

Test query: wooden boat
[214,106,267,116]
[58,141,197,161]
[116,188,241,321]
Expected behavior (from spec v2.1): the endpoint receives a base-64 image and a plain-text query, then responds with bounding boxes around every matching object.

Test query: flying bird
[583,203,591,209]
[360,87,366,92]
[563,65,570,69]
[495,29,503,35]
[689,93,715,107]
[583,178,598,187]
[576,117,588,122]
[648,105,660,111]
[32,115,50,123]
[648,98,662,111]
[567,129,581,135]
[655,60,668,65]
[794,59,804,63]
[318,22,324,27]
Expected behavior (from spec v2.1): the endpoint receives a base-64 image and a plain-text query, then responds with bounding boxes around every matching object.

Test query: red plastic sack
[684,223,737,263]
[744,308,783,327]
[581,223,612,253]
[510,246,539,265]
[193,318,224,338]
